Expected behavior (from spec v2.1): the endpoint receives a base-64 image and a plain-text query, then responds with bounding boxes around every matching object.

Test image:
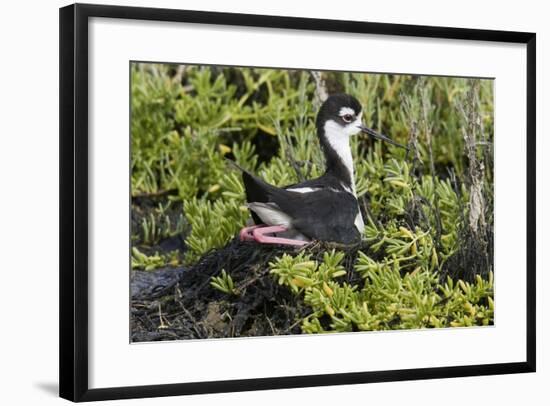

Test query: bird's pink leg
[252,225,309,246]
[239,225,263,242]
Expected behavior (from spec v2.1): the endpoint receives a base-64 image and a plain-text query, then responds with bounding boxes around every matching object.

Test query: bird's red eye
[342,114,353,123]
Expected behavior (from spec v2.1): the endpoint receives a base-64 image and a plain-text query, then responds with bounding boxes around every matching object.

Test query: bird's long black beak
[358,124,409,150]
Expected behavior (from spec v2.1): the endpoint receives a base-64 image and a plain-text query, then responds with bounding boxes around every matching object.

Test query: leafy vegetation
[210,269,238,296]
[131,63,494,334]
[270,250,493,333]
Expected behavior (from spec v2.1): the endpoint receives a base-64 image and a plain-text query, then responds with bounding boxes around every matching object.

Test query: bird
[233,93,407,246]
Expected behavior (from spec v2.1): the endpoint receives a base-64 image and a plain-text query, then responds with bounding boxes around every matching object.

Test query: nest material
[131,238,369,342]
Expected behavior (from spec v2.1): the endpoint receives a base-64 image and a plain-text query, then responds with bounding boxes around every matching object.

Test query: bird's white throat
[323,117,365,234]
[323,118,361,195]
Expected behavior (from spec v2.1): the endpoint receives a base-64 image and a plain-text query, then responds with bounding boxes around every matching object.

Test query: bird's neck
[319,120,356,195]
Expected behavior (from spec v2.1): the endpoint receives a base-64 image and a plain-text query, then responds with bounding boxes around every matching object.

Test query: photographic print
[59,5,536,399]
[130,63,494,342]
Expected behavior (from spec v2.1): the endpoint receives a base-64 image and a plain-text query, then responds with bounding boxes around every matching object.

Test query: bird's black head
[316,93,408,150]
[316,94,363,136]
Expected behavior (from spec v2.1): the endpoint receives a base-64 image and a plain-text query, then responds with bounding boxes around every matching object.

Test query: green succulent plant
[269,250,493,333]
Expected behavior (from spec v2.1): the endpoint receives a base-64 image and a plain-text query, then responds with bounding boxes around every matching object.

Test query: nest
[131,238,370,342]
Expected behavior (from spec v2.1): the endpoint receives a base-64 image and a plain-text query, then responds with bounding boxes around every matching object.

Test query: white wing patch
[287,187,321,193]
[247,202,292,227]
[289,186,347,194]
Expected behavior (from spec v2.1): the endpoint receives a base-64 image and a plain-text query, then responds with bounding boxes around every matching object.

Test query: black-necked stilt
[236,93,407,246]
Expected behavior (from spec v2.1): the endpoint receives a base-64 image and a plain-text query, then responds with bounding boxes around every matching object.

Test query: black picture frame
[59,3,536,402]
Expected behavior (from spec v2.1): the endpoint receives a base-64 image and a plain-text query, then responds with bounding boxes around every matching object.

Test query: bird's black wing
[269,187,361,244]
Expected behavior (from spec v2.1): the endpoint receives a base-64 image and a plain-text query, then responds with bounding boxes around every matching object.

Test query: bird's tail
[224,158,248,174]
[225,159,269,224]
[226,159,270,200]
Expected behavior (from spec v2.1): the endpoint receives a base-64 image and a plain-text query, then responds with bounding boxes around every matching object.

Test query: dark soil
[131,239,303,341]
